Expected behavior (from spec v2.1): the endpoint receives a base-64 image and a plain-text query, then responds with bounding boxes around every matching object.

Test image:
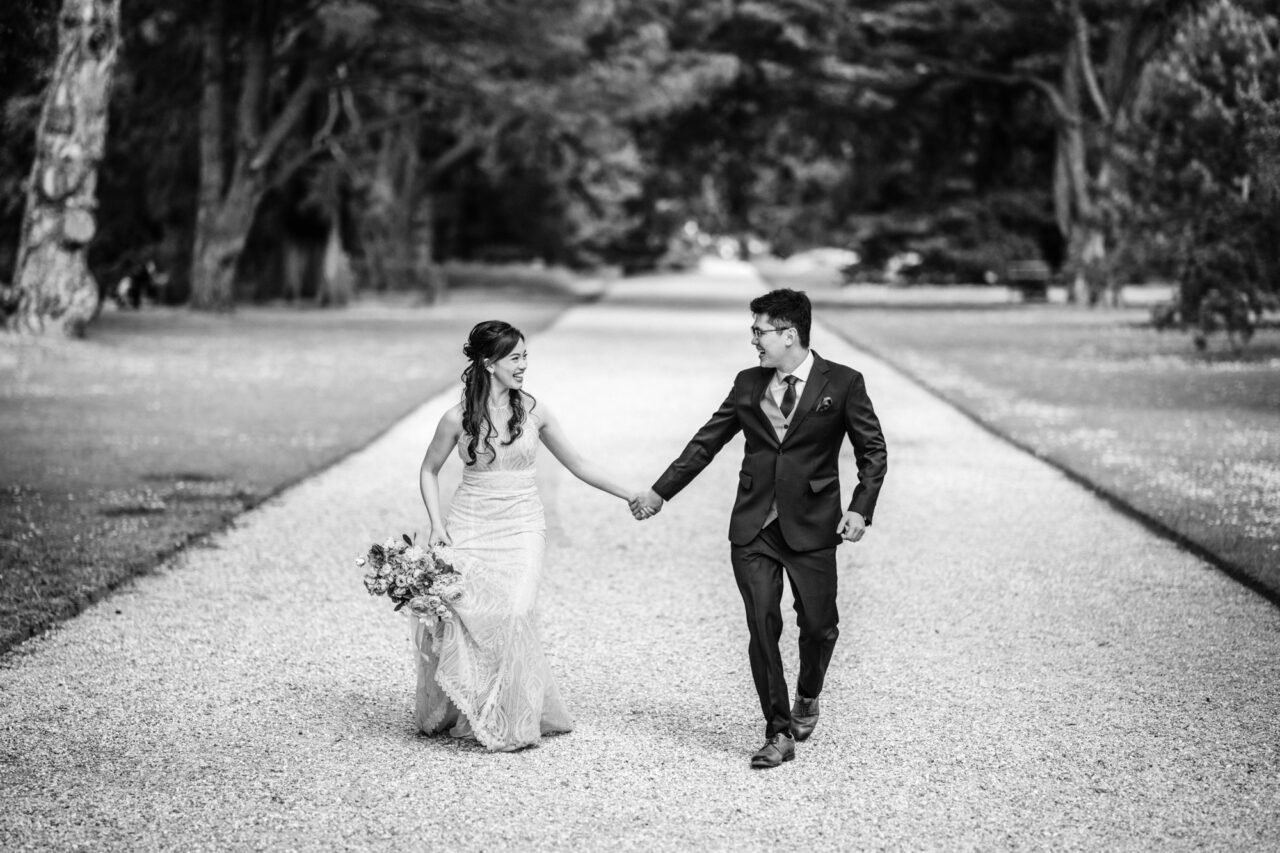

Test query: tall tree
[7,0,120,336]
[1049,0,1205,304]
[190,0,596,309]
[190,0,363,310]
[1127,0,1280,308]
[836,1,1207,296]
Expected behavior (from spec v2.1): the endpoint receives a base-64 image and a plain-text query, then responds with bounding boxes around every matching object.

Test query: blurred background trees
[1,0,1277,330]
[1125,0,1280,316]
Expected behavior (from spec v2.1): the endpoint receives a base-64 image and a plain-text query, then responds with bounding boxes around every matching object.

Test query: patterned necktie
[781,375,799,418]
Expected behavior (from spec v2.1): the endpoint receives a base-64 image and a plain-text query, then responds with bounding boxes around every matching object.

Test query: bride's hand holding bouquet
[357,533,465,622]
[429,525,452,547]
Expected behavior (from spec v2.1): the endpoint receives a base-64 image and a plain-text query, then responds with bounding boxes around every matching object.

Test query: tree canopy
[1,0,1277,327]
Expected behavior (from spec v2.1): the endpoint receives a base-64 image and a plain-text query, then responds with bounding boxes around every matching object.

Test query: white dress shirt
[768,350,815,411]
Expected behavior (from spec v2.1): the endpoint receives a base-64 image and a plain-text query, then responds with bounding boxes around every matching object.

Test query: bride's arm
[419,405,463,543]
[537,403,633,501]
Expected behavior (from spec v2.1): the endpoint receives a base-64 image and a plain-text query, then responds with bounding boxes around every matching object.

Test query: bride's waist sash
[457,468,538,495]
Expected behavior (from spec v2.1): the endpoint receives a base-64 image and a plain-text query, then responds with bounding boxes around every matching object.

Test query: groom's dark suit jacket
[653,351,887,552]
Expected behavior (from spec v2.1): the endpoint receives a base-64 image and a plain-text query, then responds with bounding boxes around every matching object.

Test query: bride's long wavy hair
[460,320,532,466]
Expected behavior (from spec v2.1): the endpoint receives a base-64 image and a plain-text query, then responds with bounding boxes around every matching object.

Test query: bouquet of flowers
[357,534,465,620]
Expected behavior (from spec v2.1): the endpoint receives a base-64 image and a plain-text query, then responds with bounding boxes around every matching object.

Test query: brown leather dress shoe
[790,695,820,742]
[750,732,796,768]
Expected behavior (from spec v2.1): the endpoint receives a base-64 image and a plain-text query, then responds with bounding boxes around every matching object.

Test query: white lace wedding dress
[411,407,574,751]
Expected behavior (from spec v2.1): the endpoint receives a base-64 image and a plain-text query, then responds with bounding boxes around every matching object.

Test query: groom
[636,288,887,769]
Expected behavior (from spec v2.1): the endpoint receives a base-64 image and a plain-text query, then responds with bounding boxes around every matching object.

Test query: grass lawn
[811,295,1280,602]
[0,284,582,654]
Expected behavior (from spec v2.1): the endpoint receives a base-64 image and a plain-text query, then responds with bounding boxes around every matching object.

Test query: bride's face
[488,339,528,392]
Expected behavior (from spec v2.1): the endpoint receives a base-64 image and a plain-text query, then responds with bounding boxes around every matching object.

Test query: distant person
[113,259,169,309]
[411,320,649,751]
[633,288,888,768]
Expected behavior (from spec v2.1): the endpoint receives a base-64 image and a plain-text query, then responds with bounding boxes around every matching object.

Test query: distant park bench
[1006,260,1051,302]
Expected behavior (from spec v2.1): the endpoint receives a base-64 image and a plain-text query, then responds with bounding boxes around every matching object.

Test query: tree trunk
[1055,32,1113,306]
[1055,2,1191,308]
[354,153,393,291]
[412,194,445,304]
[355,113,413,291]
[318,223,354,307]
[281,233,312,302]
[190,0,235,311]
[1066,223,1111,306]
[189,0,321,310]
[7,0,121,337]
[353,105,448,298]
[191,168,262,310]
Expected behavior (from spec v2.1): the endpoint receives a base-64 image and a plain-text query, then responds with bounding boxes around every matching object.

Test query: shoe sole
[750,752,796,769]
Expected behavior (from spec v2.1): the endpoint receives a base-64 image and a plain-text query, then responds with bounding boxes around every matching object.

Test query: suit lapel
[750,368,780,447]
[781,352,829,443]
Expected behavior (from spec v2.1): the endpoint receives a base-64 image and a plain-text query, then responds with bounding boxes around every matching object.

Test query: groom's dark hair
[750,288,811,348]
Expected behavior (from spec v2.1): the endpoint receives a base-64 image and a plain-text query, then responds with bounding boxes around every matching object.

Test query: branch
[337,66,363,131]
[426,135,482,186]
[199,0,227,201]
[266,103,428,191]
[1071,0,1112,124]
[249,64,325,172]
[269,146,324,192]
[236,4,269,150]
[316,88,341,143]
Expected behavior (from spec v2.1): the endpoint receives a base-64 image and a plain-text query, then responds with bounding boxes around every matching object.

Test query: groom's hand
[628,491,658,520]
[632,488,664,521]
[836,511,866,543]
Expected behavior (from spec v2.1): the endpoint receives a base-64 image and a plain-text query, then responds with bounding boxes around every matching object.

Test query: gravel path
[3,262,1278,851]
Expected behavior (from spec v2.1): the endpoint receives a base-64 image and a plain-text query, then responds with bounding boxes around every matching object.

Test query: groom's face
[752,312,793,369]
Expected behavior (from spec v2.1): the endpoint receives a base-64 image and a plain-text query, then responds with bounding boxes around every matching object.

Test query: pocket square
[816,396,833,413]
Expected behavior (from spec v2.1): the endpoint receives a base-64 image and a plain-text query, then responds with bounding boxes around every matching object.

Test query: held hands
[836,511,866,543]
[627,488,664,521]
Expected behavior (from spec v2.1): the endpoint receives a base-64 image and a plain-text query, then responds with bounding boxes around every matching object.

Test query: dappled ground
[0,289,580,652]
[817,300,1280,599]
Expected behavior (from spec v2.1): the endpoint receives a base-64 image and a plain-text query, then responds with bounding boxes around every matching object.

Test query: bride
[413,320,646,751]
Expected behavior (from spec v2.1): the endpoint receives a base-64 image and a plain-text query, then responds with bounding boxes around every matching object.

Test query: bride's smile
[488,343,528,393]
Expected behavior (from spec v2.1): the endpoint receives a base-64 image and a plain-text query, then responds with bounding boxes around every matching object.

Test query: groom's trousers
[730,520,840,739]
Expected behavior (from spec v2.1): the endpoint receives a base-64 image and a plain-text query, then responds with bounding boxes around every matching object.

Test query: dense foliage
[1126,0,1280,309]
[1,0,1277,316]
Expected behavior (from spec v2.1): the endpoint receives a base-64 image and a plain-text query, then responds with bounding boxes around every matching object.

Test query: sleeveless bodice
[449,407,544,536]
[456,409,541,472]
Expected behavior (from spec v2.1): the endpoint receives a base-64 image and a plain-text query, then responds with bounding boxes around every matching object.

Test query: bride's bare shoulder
[438,404,464,432]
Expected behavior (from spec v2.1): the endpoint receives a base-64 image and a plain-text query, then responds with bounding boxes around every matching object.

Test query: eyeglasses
[750,326,792,341]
